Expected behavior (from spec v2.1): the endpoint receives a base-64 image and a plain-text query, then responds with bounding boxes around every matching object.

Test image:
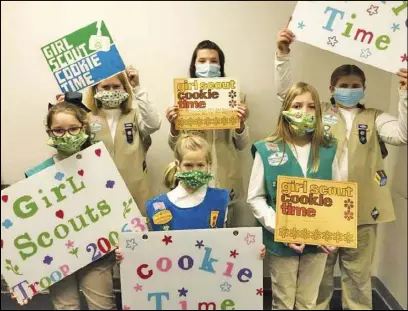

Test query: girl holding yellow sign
[165,40,249,228]
[274,23,407,310]
[248,82,339,310]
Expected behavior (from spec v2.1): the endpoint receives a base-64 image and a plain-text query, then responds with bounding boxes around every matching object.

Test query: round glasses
[48,126,83,137]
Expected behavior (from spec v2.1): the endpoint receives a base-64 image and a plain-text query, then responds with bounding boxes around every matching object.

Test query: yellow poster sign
[173,77,240,130]
[275,176,358,248]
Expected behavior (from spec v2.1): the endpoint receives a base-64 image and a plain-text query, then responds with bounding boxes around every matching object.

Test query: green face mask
[175,170,213,190]
[47,131,89,155]
[282,109,316,136]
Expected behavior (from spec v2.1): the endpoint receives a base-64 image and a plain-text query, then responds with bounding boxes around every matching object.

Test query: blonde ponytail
[164,161,178,189]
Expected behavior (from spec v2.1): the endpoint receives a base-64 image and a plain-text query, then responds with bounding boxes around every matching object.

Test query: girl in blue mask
[274,23,407,310]
[165,40,250,228]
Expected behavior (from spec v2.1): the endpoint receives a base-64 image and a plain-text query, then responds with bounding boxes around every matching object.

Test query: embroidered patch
[90,122,102,132]
[266,143,279,152]
[371,207,380,221]
[153,202,166,211]
[152,210,173,225]
[210,211,219,228]
[374,170,387,187]
[268,152,289,166]
[323,115,338,125]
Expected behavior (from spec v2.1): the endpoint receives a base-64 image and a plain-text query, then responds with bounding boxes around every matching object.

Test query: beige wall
[1,1,405,306]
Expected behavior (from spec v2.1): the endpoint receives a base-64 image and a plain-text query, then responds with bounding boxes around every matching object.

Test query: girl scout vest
[321,103,395,225]
[90,109,150,216]
[146,188,228,231]
[251,141,336,257]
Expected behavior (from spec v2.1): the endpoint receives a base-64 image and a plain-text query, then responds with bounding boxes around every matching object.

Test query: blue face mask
[333,88,365,107]
[195,64,221,78]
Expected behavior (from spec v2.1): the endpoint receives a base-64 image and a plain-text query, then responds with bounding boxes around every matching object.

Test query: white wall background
[1,1,406,307]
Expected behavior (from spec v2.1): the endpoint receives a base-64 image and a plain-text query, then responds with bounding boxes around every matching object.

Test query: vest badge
[210,211,220,228]
[124,123,134,144]
[358,124,368,144]
[371,207,380,221]
[268,152,289,166]
[152,209,173,225]
[374,170,387,187]
[266,143,280,152]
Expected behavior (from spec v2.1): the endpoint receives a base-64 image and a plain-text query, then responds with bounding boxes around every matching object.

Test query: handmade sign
[120,228,263,310]
[289,1,407,73]
[0,142,146,304]
[275,176,358,248]
[174,77,241,130]
[41,20,125,92]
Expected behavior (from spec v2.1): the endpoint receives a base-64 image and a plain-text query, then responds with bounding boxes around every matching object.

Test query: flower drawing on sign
[2,219,13,229]
[256,288,263,296]
[195,240,204,249]
[279,226,289,238]
[322,230,332,242]
[327,36,338,47]
[228,90,237,99]
[311,229,321,241]
[344,210,354,221]
[360,48,372,59]
[401,53,408,62]
[229,100,237,108]
[43,256,53,265]
[333,231,343,243]
[301,228,310,240]
[344,198,354,210]
[344,232,354,244]
[4,259,22,276]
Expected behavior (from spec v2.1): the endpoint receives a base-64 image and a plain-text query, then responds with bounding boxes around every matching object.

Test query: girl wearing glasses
[23,100,117,310]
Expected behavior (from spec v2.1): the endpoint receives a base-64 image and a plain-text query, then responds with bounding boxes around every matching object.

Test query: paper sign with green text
[0,142,146,304]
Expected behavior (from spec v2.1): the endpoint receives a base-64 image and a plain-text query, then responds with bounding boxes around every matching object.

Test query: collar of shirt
[169,183,207,200]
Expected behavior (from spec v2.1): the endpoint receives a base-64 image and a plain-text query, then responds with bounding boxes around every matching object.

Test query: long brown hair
[265,82,331,173]
[164,133,212,189]
[46,102,93,149]
[84,72,134,115]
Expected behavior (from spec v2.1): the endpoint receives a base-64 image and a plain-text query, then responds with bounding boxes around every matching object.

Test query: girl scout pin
[124,123,134,143]
[358,124,368,144]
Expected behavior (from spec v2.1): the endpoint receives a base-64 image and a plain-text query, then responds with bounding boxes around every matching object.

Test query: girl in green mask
[115,132,266,261]
[248,82,339,310]
[21,101,117,310]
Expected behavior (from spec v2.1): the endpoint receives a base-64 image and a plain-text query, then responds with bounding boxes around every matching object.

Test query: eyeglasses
[48,127,83,137]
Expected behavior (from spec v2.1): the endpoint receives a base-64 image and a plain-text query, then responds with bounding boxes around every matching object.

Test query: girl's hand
[260,244,266,259]
[56,94,65,104]
[236,103,249,123]
[126,65,140,88]
[318,245,337,255]
[277,18,295,56]
[166,105,179,124]
[9,289,29,305]
[115,248,124,263]
[397,68,407,90]
[288,243,305,254]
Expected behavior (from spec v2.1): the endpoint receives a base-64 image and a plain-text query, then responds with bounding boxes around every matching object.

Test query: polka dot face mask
[94,90,129,109]
[175,170,213,190]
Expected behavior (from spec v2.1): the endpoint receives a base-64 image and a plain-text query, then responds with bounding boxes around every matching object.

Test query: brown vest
[322,102,395,225]
[90,109,150,216]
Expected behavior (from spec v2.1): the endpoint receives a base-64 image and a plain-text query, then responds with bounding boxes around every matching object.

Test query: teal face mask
[333,88,365,107]
[175,170,213,190]
[282,109,316,136]
[47,131,89,155]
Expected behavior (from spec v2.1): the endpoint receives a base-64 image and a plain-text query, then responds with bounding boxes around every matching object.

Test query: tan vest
[322,102,395,225]
[90,109,150,216]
